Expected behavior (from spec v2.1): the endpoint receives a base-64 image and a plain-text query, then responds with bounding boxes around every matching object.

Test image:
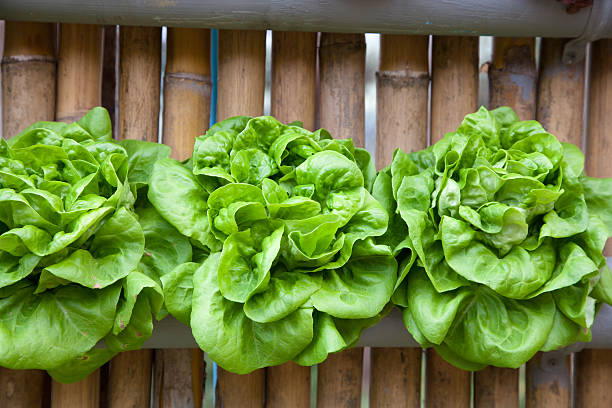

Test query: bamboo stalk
[50,23,104,408]
[2,21,56,139]
[370,34,427,408]
[162,27,211,160]
[264,30,317,408]
[536,38,584,146]
[106,25,162,408]
[489,37,537,120]
[315,32,366,408]
[375,34,429,169]
[153,27,210,408]
[56,24,103,123]
[370,348,421,407]
[576,38,612,408]
[427,35,478,408]
[0,21,55,407]
[217,30,266,120]
[318,33,365,146]
[430,36,478,143]
[474,36,537,408]
[270,31,317,130]
[525,38,584,408]
[214,28,267,408]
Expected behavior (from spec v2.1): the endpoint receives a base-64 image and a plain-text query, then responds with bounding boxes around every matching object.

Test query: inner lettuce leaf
[152,116,397,373]
[374,106,612,370]
[0,108,184,383]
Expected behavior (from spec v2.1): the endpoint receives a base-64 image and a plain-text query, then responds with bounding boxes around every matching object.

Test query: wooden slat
[370,34,427,408]
[102,26,117,129]
[217,30,266,119]
[376,34,429,168]
[264,30,317,408]
[214,28,266,408]
[427,34,478,408]
[51,23,104,408]
[430,36,478,142]
[316,32,366,408]
[488,37,537,120]
[536,38,585,146]
[474,36,538,408]
[370,348,421,407]
[106,25,162,408]
[2,21,56,139]
[318,32,366,147]
[525,38,584,408]
[576,38,612,408]
[154,27,210,408]
[0,21,54,408]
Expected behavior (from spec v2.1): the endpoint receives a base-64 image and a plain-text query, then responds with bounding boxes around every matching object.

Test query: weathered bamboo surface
[215,28,267,408]
[376,34,429,168]
[430,36,478,143]
[264,30,317,408]
[1,21,56,139]
[576,38,612,408]
[319,33,366,147]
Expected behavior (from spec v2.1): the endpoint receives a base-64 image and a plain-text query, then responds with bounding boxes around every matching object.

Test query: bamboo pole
[536,38,585,146]
[153,27,210,408]
[525,38,584,408]
[56,24,103,123]
[217,30,266,120]
[264,30,317,408]
[474,36,537,408]
[315,32,366,408]
[0,21,55,408]
[427,35,478,408]
[576,38,612,408]
[369,34,428,408]
[430,36,478,142]
[214,29,266,407]
[318,33,365,146]
[106,25,162,408]
[50,23,103,408]
[375,34,429,168]
[2,21,56,139]
[489,37,537,120]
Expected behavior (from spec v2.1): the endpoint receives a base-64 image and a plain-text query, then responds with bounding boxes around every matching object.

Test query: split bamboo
[430,36,478,142]
[214,29,266,408]
[576,38,612,408]
[0,21,55,408]
[264,30,317,408]
[488,37,537,120]
[526,38,584,408]
[370,34,428,408]
[51,23,103,408]
[316,32,366,408]
[375,34,429,168]
[474,36,538,408]
[107,25,162,408]
[155,27,210,407]
[427,35,478,408]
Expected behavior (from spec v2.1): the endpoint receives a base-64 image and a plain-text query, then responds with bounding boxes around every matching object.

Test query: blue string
[209,28,219,400]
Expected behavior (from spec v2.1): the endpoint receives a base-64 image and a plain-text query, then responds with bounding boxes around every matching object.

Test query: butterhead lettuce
[375,106,612,369]
[150,116,396,373]
[0,108,178,382]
